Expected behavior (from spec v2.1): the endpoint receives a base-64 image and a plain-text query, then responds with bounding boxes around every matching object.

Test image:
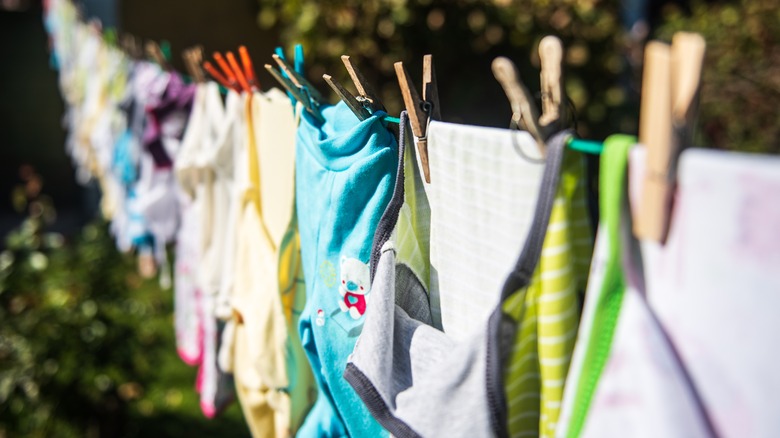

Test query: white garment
[567,146,780,438]
[174,82,233,417]
[173,83,209,365]
[423,121,545,340]
[196,83,230,296]
[633,147,780,438]
[215,90,248,322]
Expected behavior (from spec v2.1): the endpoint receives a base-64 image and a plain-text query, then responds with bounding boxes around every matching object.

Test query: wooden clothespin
[538,36,566,133]
[183,46,206,83]
[634,33,705,243]
[341,55,385,113]
[491,57,545,153]
[131,36,143,59]
[265,52,324,121]
[322,74,371,121]
[119,33,136,58]
[322,55,385,121]
[671,33,706,151]
[145,40,169,70]
[395,54,440,183]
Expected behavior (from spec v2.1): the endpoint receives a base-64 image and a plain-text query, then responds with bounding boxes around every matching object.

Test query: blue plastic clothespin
[276,44,306,109]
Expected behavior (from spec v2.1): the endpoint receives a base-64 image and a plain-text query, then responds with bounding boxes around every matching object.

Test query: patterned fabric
[502,150,592,438]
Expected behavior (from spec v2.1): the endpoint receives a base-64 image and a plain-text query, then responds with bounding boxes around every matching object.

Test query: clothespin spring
[508,117,546,164]
[416,101,434,143]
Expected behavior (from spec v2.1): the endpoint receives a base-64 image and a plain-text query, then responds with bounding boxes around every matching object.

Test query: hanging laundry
[226,89,315,437]
[556,136,716,438]
[346,125,579,437]
[295,101,397,438]
[174,79,235,418]
[630,148,780,437]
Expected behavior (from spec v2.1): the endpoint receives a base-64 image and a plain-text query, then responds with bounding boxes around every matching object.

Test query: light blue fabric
[296,101,397,437]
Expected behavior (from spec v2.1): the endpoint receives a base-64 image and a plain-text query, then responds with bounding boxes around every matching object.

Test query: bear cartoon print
[338,256,370,319]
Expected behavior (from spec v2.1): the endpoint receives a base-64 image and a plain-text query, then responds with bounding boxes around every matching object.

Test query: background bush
[257,0,779,152]
[0,170,248,437]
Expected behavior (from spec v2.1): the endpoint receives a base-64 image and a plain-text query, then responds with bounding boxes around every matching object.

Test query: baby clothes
[555,136,715,438]
[135,72,196,286]
[295,102,397,437]
[115,62,169,262]
[173,82,209,366]
[230,90,314,437]
[174,81,235,418]
[628,147,780,437]
[215,90,248,323]
[346,124,574,438]
[412,120,590,437]
[421,121,547,338]
[500,149,592,438]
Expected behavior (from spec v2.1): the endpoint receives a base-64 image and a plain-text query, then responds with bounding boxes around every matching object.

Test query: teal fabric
[296,102,397,437]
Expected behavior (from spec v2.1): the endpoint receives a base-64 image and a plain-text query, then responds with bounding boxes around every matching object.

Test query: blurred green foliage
[257,0,634,139]
[658,0,780,153]
[258,0,778,151]
[0,170,249,437]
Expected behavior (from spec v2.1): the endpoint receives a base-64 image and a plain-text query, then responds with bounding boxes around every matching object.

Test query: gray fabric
[395,264,433,326]
[345,116,572,437]
[346,242,492,438]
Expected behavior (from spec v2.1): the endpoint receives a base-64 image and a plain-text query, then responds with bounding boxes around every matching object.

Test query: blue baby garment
[296,102,397,437]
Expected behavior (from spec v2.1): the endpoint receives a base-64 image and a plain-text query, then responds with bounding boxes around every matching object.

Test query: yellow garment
[232,91,314,437]
[503,151,593,438]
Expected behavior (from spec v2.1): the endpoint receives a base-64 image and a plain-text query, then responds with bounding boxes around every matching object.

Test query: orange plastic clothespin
[239,46,260,91]
[213,52,239,90]
[203,61,233,90]
[227,51,252,94]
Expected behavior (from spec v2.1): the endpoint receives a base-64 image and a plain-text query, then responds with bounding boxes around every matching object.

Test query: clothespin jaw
[634,33,706,243]
[265,62,325,122]
[538,36,566,133]
[323,74,372,121]
[422,55,441,120]
[394,54,440,183]
[671,33,706,145]
[322,55,386,121]
[266,52,325,122]
[340,55,386,113]
[271,54,325,103]
[491,56,546,153]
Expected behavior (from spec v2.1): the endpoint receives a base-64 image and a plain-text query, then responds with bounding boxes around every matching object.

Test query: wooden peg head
[538,35,564,128]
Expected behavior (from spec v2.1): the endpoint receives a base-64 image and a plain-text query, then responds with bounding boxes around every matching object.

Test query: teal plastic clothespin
[160,40,172,63]
[276,45,299,108]
[294,44,304,75]
[567,138,604,155]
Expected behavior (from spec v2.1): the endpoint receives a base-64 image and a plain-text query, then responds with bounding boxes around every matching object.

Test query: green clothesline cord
[381,115,604,154]
[568,138,604,155]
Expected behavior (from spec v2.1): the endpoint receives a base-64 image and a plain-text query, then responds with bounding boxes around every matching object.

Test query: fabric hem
[343,363,423,438]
